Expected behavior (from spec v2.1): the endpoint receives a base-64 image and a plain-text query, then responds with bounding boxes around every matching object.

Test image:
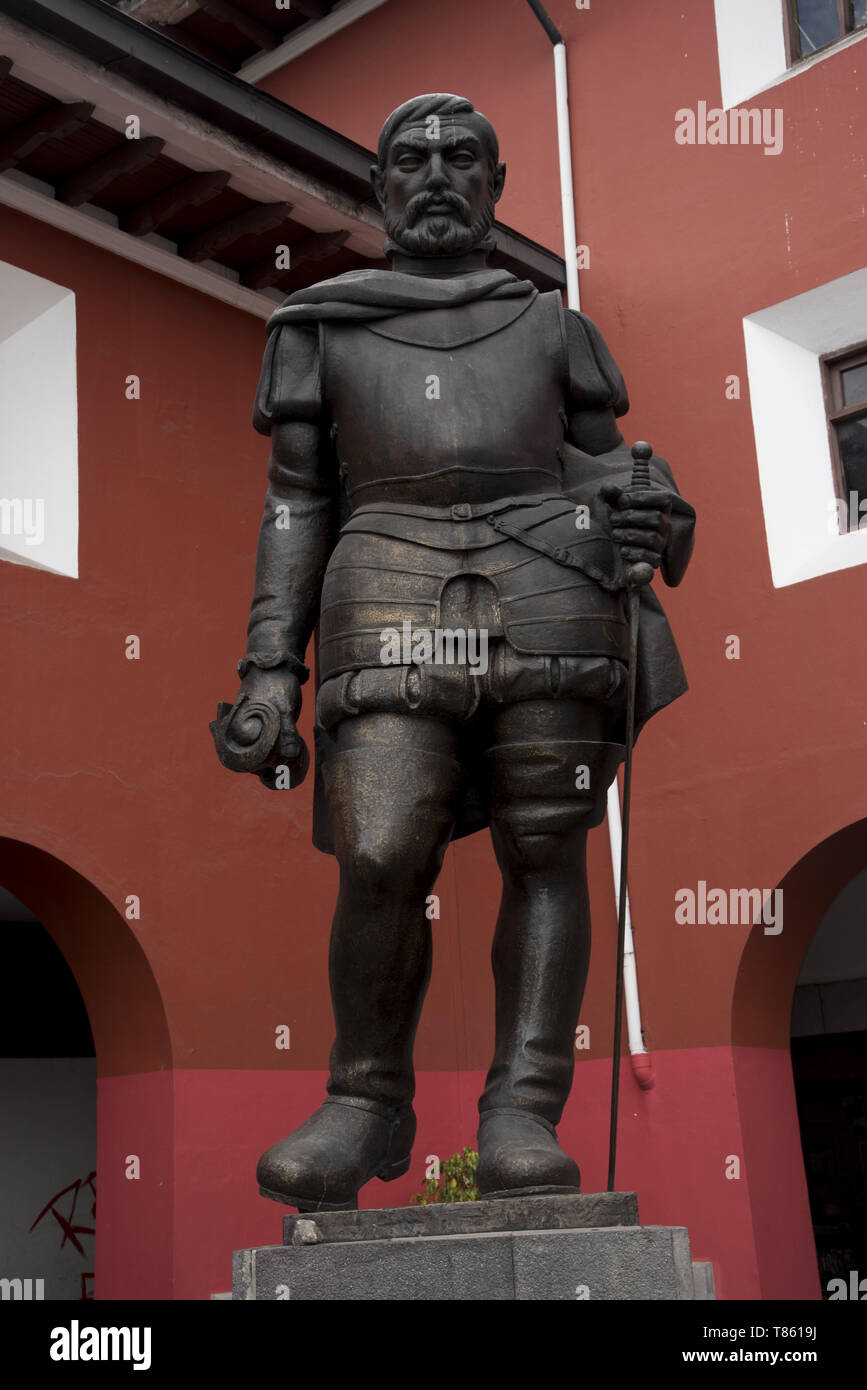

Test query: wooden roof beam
[121,167,230,236]
[118,0,199,22]
[56,135,164,207]
[258,260,334,297]
[242,227,348,288]
[150,22,228,66]
[0,100,93,174]
[290,228,350,262]
[196,0,279,50]
[180,200,293,262]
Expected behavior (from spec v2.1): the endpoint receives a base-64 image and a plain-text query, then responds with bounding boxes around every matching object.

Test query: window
[742,264,867,587]
[785,0,867,63]
[0,261,78,577]
[714,1,867,111]
[823,343,867,531]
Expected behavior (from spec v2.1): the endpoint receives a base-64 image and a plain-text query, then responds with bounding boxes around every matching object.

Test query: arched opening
[0,885,96,1300]
[791,865,867,1293]
[0,837,173,1300]
[731,817,867,1300]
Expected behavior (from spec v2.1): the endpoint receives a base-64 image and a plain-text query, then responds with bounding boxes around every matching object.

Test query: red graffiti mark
[29,1171,96,1259]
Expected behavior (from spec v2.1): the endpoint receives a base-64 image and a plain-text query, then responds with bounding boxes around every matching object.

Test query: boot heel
[376,1154,411,1182]
[258,1186,359,1212]
[291,1195,359,1212]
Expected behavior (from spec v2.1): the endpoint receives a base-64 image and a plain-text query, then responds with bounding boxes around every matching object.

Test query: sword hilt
[630,439,653,489]
[627,441,655,589]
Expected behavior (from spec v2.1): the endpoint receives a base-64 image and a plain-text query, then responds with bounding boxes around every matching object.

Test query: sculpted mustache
[405,193,471,226]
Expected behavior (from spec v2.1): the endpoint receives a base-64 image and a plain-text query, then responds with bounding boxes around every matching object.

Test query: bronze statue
[212,94,695,1211]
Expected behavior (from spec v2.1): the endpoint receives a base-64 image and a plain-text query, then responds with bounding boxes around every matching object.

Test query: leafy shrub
[412,1147,480,1204]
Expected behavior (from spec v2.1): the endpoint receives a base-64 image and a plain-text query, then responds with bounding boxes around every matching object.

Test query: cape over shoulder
[253,266,538,432]
[263,267,537,331]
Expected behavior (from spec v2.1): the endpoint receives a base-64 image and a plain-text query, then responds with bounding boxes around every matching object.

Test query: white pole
[606,781,653,1086]
[553,44,580,313]
[552,30,654,1088]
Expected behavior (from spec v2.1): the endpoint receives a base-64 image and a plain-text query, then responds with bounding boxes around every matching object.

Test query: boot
[257,1096,415,1211]
[257,741,461,1210]
[477,737,624,1199]
[477,1108,580,1198]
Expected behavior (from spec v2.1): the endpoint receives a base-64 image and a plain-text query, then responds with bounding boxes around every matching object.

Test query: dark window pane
[836,416,867,523]
[840,361,867,406]
[794,0,844,55]
[854,0,867,28]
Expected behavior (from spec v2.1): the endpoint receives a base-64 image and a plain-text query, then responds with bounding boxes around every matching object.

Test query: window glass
[836,417,867,497]
[840,361,867,406]
[854,0,867,27]
[794,0,844,54]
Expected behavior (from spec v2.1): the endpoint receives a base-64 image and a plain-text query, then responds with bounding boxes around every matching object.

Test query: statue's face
[374,120,505,257]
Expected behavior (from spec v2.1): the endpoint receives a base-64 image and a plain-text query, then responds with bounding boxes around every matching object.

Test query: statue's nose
[426,154,449,187]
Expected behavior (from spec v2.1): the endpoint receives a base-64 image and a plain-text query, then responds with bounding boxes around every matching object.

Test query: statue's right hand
[238,665,302,756]
[210,665,309,789]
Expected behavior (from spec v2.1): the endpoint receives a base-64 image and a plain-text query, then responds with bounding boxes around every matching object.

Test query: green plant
[411,1147,480,1204]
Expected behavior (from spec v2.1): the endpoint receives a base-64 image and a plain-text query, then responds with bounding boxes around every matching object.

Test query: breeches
[317,645,627,732]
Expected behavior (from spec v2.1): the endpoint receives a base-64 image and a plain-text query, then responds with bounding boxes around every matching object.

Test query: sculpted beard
[385,184,497,256]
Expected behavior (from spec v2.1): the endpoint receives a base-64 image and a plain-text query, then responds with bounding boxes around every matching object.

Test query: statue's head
[371,94,506,259]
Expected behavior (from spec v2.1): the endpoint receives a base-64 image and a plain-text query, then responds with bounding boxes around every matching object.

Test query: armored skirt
[311,492,636,853]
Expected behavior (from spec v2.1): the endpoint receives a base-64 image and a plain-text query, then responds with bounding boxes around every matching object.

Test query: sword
[607,440,655,1192]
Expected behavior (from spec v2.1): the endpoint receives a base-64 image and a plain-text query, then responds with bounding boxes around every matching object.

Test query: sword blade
[605,441,655,1191]
[607,585,641,1191]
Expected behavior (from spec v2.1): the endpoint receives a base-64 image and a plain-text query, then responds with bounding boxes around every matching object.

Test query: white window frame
[0,260,78,578]
[743,265,867,588]
[713,0,867,109]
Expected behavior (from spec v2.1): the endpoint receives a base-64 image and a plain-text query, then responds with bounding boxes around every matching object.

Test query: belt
[486,513,624,593]
[347,494,560,524]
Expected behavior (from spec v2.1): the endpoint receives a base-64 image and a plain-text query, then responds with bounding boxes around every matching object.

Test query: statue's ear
[371,164,386,207]
[493,161,506,203]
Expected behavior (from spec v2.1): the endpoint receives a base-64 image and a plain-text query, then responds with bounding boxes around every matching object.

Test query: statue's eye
[397,154,423,170]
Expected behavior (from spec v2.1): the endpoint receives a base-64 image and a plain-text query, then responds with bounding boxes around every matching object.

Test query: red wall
[2,0,865,1299]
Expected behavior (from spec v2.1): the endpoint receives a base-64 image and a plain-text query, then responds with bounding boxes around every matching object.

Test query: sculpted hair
[377,93,500,171]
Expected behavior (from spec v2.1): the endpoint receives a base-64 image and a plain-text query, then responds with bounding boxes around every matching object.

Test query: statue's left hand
[600,483,673,570]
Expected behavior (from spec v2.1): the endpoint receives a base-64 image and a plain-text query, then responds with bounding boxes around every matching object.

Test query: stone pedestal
[232,1194,714,1301]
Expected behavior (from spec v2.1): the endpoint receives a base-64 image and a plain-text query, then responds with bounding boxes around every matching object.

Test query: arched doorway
[0,837,173,1300]
[731,817,867,1300]
[791,865,867,1293]
[0,885,96,1300]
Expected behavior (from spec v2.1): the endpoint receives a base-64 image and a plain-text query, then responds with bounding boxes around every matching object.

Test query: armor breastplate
[323,289,568,507]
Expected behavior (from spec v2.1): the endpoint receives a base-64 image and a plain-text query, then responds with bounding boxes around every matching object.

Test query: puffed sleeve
[252,322,322,434]
[564,307,629,419]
